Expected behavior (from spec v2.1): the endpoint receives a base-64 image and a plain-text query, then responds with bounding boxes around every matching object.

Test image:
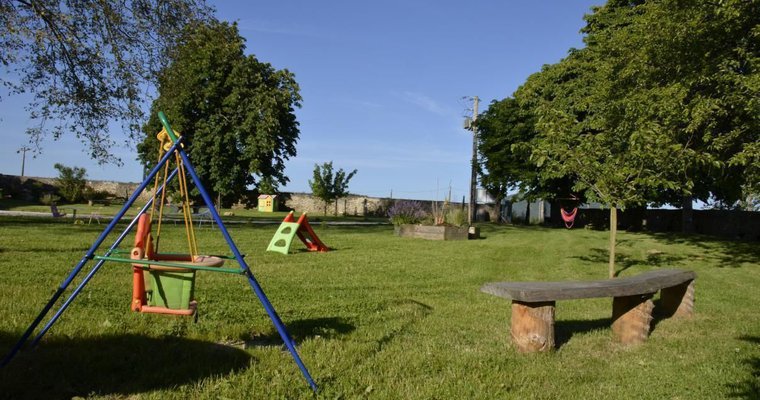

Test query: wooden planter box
[394,224,469,241]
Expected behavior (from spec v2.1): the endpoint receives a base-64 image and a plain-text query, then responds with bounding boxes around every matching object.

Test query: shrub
[54,163,87,202]
[39,193,61,205]
[83,186,111,202]
[387,200,427,225]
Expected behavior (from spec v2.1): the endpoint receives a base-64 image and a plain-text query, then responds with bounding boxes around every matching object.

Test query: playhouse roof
[258,194,277,199]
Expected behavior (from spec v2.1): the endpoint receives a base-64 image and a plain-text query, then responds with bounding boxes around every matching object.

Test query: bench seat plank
[481,269,696,302]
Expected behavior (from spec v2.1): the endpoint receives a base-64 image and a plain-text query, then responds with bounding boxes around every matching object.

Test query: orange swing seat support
[130,214,223,315]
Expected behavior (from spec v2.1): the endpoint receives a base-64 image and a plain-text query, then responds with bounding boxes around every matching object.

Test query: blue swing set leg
[1,113,318,392]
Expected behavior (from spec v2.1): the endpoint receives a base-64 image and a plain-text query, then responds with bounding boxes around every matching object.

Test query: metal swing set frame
[1,112,317,392]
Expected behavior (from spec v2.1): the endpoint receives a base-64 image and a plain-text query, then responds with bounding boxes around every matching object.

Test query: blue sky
[0,1,602,201]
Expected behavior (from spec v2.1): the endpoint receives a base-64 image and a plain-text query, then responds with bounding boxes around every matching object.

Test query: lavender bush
[387,200,427,225]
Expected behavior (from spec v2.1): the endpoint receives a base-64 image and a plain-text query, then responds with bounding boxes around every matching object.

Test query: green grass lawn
[0,218,758,399]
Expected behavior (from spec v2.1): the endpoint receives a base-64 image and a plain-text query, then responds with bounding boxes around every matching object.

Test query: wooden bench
[480,269,696,353]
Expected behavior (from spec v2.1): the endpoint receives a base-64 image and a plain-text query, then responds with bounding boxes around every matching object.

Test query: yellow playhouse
[258,194,278,212]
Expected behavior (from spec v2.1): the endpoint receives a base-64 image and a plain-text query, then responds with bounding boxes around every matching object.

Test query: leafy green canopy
[514,0,760,209]
[0,0,214,164]
[476,98,534,200]
[521,47,678,209]
[480,0,759,276]
[581,0,760,206]
[139,21,302,205]
[476,97,576,203]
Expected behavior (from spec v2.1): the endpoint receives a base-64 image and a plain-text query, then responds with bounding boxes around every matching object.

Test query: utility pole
[464,96,479,225]
[17,146,30,178]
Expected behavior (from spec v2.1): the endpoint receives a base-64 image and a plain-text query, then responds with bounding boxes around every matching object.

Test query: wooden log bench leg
[511,300,555,353]
[659,280,695,318]
[611,293,654,345]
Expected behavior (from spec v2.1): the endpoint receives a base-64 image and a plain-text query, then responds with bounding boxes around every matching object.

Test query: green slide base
[266,222,301,255]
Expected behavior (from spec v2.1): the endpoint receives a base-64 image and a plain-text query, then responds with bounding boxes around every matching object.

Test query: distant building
[257,194,278,212]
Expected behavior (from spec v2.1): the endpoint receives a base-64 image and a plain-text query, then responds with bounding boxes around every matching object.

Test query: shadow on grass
[647,232,760,269]
[725,336,760,399]
[575,248,686,277]
[0,332,252,399]
[249,301,432,355]
[555,318,610,349]
[294,246,351,253]
[648,296,691,335]
[374,299,433,353]
[555,303,691,350]
[287,317,356,339]
[247,316,356,346]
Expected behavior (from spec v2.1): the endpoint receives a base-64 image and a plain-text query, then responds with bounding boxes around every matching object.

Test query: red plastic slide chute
[282,211,329,252]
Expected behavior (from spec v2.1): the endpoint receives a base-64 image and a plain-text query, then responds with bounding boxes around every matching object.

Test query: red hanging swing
[559,195,580,229]
[561,207,578,229]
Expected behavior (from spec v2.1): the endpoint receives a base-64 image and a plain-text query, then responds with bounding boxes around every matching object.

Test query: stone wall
[1,173,503,223]
[277,193,497,221]
[0,174,151,202]
[59,177,151,200]
[280,193,393,217]
[87,179,146,200]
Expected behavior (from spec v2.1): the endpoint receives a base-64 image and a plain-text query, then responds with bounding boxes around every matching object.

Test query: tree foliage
[477,98,535,201]
[477,97,577,204]
[138,21,302,206]
[309,162,358,215]
[53,163,86,202]
[522,48,680,210]
[479,0,760,276]
[480,0,760,209]
[0,0,213,163]
[578,0,760,207]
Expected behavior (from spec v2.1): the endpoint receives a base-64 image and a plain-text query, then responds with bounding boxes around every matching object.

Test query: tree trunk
[525,201,531,225]
[494,195,503,224]
[334,199,339,216]
[681,195,694,233]
[609,207,617,279]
